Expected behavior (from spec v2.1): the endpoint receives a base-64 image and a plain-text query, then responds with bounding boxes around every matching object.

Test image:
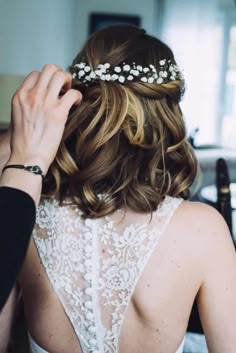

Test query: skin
[0,64,82,205]
[1,146,236,353]
[0,67,236,352]
[0,64,82,351]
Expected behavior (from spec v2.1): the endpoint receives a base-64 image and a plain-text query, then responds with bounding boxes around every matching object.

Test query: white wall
[0,0,157,123]
[0,0,77,75]
[218,0,235,7]
[0,0,157,76]
[74,0,157,54]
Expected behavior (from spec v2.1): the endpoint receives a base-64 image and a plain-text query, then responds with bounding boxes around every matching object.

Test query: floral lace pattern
[33,196,182,353]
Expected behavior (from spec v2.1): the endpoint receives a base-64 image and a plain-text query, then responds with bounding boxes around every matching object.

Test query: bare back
[19,196,206,353]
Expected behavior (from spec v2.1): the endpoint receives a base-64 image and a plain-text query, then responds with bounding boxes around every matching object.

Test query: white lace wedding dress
[29,195,185,353]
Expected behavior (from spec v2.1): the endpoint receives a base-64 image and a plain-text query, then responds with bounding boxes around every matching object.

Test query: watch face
[33,166,40,173]
[27,165,42,175]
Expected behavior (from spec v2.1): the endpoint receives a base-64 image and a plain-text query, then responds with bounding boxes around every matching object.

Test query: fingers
[46,71,72,100]
[12,65,62,107]
[20,71,40,90]
[35,64,62,93]
[12,71,40,107]
[11,64,82,128]
[59,89,82,115]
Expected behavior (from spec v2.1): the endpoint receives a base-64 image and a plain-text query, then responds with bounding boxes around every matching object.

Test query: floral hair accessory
[72,59,184,86]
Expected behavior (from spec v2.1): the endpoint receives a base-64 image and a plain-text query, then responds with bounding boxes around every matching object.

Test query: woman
[0,65,81,350]
[1,25,236,353]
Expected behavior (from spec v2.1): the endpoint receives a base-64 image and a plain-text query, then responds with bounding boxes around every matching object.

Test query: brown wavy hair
[43,25,198,218]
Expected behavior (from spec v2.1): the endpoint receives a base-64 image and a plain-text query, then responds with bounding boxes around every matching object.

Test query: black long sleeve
[0,187,36,311]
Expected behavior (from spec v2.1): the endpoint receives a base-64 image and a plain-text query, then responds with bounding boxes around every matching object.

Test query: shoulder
[177,199,222,220]
[171,199,234,260]
[177,199,229,235]
[164,199,235,281]
[165,198,233,252]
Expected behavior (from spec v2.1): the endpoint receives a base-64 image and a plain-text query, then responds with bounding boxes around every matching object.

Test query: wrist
[3,164,45,180]
[7,155,48,176]
[0,167,42,205]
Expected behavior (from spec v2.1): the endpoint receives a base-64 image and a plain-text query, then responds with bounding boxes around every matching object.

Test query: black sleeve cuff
[0,187,36,310]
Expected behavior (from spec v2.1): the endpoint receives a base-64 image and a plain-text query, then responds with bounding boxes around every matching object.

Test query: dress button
[85,219,93,227]
[86,312,94,321]
[85,245,93,253]
[89,338,97,346]
[88,325,96,333]
[85,301,93,309]
[84,259,92,267]
[85,287,93,296]
[84,232,92,240]
[84,273,92,282]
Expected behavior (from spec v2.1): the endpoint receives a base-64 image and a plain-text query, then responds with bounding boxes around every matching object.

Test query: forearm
[0,186,36,311]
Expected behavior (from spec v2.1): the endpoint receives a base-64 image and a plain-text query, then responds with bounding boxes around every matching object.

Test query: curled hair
[43,25,198,218]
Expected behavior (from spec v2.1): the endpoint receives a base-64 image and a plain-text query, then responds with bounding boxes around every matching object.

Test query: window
[222,22,236,148]
[159,0,236,148]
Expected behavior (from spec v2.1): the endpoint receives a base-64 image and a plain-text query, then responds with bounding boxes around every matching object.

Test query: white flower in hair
[95,69,102,76]
[132,70,139,76]
[111,74,119,81]
[160,71,167,78]
[76,63,86,69]
[79,70,85,77]
[150,65,157,73]
[123,64,130,71]
[72,60,184,86]
[90,71,96,79]
[148,77,154,83]
[114,66,122,73]
[84,66,91,72]
[118,76,125,83]
[159,59,166,66]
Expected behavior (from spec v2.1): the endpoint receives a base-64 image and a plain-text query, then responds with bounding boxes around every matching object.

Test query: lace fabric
[33,196,182,353]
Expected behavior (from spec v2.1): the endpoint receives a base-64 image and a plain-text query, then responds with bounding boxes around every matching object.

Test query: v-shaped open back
[32,196,184,353]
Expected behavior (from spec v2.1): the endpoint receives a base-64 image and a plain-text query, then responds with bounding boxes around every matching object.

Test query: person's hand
[8,64,82,174]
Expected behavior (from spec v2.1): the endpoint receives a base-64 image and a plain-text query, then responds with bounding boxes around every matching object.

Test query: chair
[216,158,233,236]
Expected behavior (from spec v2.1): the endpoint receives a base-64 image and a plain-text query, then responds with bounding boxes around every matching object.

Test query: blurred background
[1,0,236,148]
[0,4,236,350]
[1,0,236,233]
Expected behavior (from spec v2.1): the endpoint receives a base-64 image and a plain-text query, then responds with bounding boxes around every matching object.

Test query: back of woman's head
[43,25,198,218]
